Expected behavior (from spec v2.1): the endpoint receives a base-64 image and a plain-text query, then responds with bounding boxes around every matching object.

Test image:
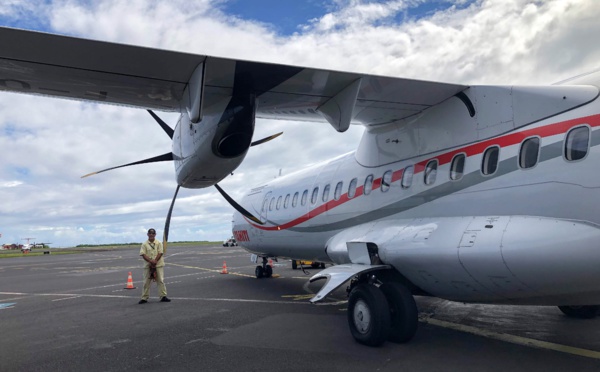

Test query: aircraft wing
[0,27,467,127]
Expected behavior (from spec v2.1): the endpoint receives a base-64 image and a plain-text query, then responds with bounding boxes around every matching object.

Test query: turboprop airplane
[2,27,600,347]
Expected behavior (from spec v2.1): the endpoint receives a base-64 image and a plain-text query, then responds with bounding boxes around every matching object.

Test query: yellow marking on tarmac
[420,316,600,360]
[169,263,254,278]
[281,294,314,301]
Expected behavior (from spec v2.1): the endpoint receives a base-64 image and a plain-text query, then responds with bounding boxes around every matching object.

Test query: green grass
[0,241,222,258]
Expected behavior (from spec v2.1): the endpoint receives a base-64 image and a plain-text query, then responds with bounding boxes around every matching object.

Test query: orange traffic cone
[268,258,273,267]
[221,261,228,274]
[124,272,136,289]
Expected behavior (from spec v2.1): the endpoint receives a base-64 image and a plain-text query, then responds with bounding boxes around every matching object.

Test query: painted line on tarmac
[169,262,255,278]
[420,316,600,360]
[52,296,82,302]
[0,291,312,305]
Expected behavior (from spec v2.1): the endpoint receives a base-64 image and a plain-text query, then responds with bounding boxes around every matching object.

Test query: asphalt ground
[1,243,599,371]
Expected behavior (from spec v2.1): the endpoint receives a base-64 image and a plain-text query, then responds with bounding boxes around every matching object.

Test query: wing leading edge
[0,27,467,128]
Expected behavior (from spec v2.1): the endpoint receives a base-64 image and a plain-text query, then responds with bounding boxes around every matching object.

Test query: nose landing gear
[255,257,273,278]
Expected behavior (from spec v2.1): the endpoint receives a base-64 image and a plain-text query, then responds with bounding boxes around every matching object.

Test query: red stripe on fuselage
[246,114,600,231]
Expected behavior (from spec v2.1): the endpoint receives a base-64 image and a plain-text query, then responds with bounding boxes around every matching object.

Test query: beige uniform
[139,240,167,300]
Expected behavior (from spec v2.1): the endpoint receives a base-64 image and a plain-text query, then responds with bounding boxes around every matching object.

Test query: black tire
[347,283,391,347]
[380,282,418,343]
[255,265,264,279]
[558,305,599,319]
[292,260,297,270]
[320,262,326,268]
[264,265,273,278]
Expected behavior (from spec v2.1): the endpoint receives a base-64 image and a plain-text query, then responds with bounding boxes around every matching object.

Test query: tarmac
[1,243,599,371]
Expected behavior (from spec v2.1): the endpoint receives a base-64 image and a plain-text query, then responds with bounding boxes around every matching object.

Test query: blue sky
[1,0,599,247]
[221,0,475,35]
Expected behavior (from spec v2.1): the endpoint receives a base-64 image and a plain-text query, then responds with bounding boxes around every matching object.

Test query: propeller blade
[214,184,264,225]
[162,185,180,254]
[148,110,174,139]
[81,152,173,178]
[251,132,283,147]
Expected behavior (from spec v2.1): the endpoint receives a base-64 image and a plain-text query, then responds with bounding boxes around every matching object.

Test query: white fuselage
[232,72,600,307]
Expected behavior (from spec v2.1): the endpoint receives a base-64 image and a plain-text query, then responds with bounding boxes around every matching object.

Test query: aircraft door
[260,191,272,223]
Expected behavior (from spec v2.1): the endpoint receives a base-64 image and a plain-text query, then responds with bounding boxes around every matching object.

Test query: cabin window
[334,181,343,201]
[322,184,330,202]
[301,190,308,206]
[401,165,413,189]
[364,175,374,195]
[348,178,358,198]
[311,187,319,205]
[565,126,590,161]
[450,154,465,180]
[482,146,499,175]
[269,197,275,211]
[276,196,282,210]
[292,192,299,207]
[519,137,540,169]
[424,160,438,185]
[381,170,392,192]
[284,194,290,209]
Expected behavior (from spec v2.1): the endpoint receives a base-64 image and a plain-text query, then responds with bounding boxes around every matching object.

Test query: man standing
[138,228,170,304]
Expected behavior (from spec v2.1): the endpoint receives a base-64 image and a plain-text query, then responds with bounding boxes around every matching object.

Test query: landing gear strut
[346,275,418,346]
[255,257,273,279]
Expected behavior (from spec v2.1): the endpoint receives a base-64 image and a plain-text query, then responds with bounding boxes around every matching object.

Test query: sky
[1,0,600,247]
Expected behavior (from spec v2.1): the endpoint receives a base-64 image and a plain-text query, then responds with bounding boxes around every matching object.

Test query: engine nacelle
[173,95,255,189]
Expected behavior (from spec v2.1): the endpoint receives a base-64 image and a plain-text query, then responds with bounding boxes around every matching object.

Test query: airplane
[18,238,50,251]
[1,27,600,347]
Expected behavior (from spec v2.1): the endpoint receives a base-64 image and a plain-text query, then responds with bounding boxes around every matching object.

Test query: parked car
[223,237,237,247]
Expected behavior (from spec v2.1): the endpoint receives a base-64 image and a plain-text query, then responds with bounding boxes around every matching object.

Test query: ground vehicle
[291,260,325,270]
[222,237,237,247]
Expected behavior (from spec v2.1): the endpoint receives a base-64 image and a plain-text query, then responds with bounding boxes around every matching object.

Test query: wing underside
[0,27,467,126]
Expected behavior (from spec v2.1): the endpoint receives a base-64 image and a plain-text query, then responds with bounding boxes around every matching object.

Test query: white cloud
[1,0,599,246]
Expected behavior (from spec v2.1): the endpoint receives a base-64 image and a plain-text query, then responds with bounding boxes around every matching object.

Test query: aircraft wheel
[264,265,273,278]
[292,260,297,270]
[347,283,390,347]
[255,265,264,279]
[380,282,418,343]
[558,305,599,319]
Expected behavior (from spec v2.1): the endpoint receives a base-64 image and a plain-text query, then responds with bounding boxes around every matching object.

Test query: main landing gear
[346,275,418,347]
[255,257,273,279]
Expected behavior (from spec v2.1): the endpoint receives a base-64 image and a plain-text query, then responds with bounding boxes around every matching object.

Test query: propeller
[251,132,282,147]
[162,185,180,254]
[81,110,274,245]
[81,153,173,178]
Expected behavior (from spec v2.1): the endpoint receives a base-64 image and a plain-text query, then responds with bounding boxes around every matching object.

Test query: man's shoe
[138,299,147,304]
[160,297,171,302]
